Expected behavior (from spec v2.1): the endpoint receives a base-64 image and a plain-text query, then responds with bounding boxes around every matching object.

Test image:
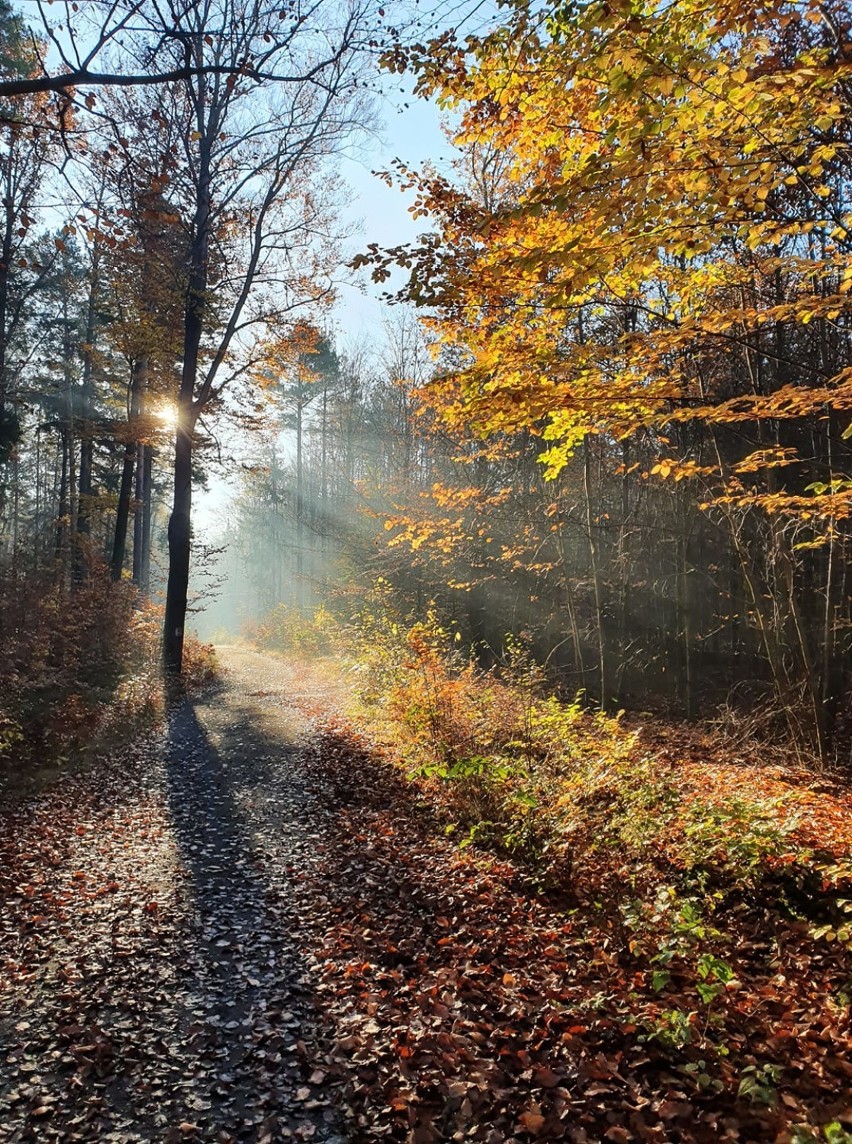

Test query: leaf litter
[0,646,849,1143]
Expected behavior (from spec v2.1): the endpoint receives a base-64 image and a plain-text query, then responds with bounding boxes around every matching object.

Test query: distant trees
[220,315,433,622]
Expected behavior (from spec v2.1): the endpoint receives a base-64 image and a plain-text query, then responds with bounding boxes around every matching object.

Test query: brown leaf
[519,1110,545,1134]
[534,1067,560,1088]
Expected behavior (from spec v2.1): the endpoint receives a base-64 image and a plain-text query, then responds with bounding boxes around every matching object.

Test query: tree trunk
[615,439,630,704]
[584,437,607,708]
[55,427,69,565]
[74,236,101,584]
[132,442,153,592]
[676,486,693,718]
[295,397,304,605]
[140,445,153,592]
[130,357,150,588]
[112,356,147,581]
[75,431,93,580]
[0,157,14,436]
[163,88,211,679]
[163,416,194,675]
[132,441,144,585]
[111,439,135,581]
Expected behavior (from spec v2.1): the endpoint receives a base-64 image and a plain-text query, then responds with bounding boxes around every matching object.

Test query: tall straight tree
[110,0,372,676]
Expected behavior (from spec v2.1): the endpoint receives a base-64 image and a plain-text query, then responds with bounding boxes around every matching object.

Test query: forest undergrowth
[0,566,218,792]
[248,590,852,1142]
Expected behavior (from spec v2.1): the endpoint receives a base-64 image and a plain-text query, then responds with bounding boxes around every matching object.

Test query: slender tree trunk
[163,94,211,678]
[111,439,135,581]
[320,380,328,583]
[112,357,147,581]
[820,520,836,753]
[55,428,69,565]
[74,236,101,584]
[75,431,93,580]
[11,447,18,557]
[140,445,153,592]
[321,381,328,505]
[164,413,194,672]
[130,357,149,587]
[68,410,77,555]
[615,439,630,704]
[0,160,14,434]
[676,487,693,718]
[132,442,153,592]
[296,398,304,605]
[584,436,607,708]
[34,426,41,565]
[774,523,826,760]
[132,441,144,585]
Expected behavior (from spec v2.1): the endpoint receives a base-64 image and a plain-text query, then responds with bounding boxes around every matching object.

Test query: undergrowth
[249,588,852,1133]
[249,587,840,885]
[249,586,852,1027]
[0,565,217,785]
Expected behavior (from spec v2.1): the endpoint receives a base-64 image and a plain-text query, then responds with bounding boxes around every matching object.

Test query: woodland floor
[0,647,850,1144]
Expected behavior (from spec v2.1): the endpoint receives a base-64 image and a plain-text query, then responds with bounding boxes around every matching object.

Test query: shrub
[247,582,850,896]
[246,601,336,657]
[0,563,218,779]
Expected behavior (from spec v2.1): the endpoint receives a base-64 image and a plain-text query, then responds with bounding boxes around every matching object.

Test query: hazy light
[155,403,179,429]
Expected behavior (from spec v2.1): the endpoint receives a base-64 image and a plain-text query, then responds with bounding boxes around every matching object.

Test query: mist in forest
[187,289,852,770]
[191,312,433,643]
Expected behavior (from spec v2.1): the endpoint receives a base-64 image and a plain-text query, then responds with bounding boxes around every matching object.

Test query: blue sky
[192,76,450,535]
[334,77,449,334]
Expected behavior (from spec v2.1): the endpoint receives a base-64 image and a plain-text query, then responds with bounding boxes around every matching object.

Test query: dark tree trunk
[584,436,607,708]
[163,81,211,679]
[163,263,204,670]
[0,155,16,460]
[140,445,153,592]
[163,403,195,676]
[112,357,147,581]
[131,443,153,592]
[132,442,145,586]
[130,357,150,588]
[75,432,93,579]
[55,427,69,564]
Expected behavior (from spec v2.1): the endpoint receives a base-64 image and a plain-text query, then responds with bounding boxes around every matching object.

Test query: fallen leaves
[0,646,850,1144]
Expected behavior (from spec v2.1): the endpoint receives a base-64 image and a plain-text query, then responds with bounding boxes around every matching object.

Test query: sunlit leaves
[371,0,852,526]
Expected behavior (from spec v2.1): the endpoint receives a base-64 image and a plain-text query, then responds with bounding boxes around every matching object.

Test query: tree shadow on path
[157,690,349,1143]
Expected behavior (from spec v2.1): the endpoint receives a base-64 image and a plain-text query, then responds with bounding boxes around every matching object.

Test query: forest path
[0,646,356,1143]
[0,645,614,1143]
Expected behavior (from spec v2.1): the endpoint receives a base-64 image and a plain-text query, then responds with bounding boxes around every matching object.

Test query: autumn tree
[93,0,374,676]
[360,0,852,754]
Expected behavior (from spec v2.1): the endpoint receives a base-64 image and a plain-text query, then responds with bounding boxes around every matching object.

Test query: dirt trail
[0,647,350,1143]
